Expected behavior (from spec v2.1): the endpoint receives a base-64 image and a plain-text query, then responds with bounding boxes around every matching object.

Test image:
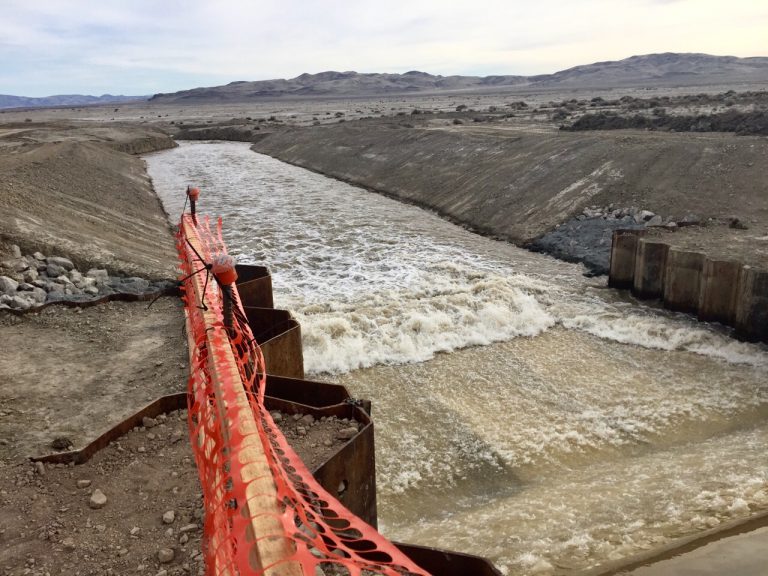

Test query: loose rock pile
[0,245,174,311]
[529,206,703,276]
[577,205,699,228]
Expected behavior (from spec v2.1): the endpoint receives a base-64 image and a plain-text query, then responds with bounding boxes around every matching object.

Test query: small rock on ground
[89,488,108,509]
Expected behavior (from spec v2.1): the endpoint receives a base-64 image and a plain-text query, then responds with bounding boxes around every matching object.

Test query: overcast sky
[2,0,766,97]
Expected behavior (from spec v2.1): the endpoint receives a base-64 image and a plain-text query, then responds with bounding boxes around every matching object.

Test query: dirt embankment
[0,121,198,575]
[0,123,178,279]
[251,120,768,244]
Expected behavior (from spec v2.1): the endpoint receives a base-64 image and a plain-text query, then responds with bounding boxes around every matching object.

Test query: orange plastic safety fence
[177,214,431,576]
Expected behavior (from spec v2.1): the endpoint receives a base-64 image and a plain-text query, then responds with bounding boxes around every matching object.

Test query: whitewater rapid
[146,141,768,575]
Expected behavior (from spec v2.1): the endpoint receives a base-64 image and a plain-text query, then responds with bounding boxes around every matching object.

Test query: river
[146,141,768,575]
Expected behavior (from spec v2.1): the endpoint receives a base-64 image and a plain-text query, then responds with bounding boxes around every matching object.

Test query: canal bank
[249,120,768,247]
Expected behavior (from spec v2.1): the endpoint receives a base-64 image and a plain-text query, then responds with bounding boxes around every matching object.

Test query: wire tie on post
[211,254,238,335]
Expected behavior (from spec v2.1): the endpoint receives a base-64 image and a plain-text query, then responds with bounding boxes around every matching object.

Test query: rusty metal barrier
[263,399,377,528]
[30,393,188,465]
[395,542,503,575]
[242,306,305,379]
[29,388,501,574]
[29,198,506,574]
[265,375,353,409]
[179,214,430,576]
[236,264,274,309]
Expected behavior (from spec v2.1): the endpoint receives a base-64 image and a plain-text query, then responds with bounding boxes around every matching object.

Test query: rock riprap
[528,206,700,276]
[0,245,174,310]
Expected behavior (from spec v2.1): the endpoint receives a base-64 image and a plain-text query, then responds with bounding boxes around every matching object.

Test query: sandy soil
[0,123,177,279]
[0,405,354,576]
[0,298,188,459]
[645,221,768,270]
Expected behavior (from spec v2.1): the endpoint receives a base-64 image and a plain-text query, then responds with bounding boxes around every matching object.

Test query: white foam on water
[296,268,556,373]
[146,141,768,375]
[146,142,768,575]
[557,302,768,367]
[385,423,768,575]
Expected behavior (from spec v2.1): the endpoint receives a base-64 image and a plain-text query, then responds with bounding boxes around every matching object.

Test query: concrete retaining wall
[609,229,768,342]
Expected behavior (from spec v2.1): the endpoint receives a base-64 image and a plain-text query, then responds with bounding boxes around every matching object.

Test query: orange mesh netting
[177,214,430,576]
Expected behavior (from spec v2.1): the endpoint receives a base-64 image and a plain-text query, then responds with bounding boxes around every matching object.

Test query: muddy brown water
[146,141,768,576]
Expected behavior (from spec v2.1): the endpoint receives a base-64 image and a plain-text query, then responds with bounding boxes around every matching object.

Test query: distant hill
[531,53,768,88]
[149,70,529,102]
[149,53,768,103]
[0,94,146,110]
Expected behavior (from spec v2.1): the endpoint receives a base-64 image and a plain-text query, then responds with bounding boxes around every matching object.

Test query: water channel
[146,141,768,575]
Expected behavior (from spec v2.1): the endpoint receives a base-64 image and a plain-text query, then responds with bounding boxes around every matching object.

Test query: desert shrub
[562,109,768,135]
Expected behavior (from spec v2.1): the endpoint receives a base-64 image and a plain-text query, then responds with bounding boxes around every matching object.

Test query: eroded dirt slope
[0,123,177,279]
[252,120,768,243]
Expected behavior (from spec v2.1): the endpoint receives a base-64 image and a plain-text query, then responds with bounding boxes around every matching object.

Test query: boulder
[3,258,29,273]
[77,276,96,289]
[113,277,150,293]
[157,548,175,564]
[645,215,664,227]
[0,276,19,294]
[29,287,47,304]
[9,295,32,310]
[86,269,109,284]
[11,245,21,258]
[22,267,39,283]
[33,252,46,261]
[679,213,701,226]
[46,263,67,278]
[336,427,359,441]
[634,210,655,223]
[46,256,75,271]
